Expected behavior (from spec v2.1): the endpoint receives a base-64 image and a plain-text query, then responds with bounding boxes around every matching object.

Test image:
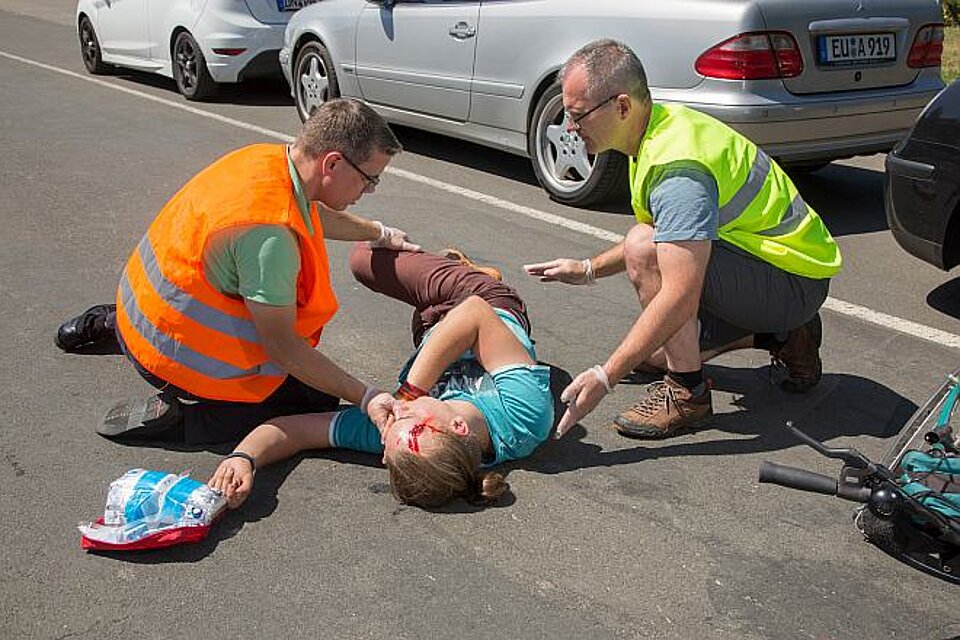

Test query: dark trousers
[105,313,338,445]
[347,243,530,345]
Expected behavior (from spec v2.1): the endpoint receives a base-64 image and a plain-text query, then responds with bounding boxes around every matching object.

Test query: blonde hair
[386,431,510,508]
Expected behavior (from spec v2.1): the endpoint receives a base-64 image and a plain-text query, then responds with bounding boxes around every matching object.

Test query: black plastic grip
[758,461,838,496]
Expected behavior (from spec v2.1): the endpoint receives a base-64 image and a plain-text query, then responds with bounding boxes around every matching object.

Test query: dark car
[886,80,960,270]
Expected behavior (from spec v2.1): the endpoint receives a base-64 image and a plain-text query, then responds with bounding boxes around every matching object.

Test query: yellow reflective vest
[629,104,842,279]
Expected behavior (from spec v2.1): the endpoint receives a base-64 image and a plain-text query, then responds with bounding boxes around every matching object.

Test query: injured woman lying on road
[208,244,554,508]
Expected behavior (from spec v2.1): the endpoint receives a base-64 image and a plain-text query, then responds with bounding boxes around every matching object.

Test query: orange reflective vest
[116,144,339,402]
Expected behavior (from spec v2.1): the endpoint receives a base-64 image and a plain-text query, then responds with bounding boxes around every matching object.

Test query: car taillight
[695,31,803,80]
[907,24,944,68]
[212,48,247,56]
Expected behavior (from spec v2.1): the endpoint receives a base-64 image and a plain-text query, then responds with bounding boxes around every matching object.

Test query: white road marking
[4,49,958,350]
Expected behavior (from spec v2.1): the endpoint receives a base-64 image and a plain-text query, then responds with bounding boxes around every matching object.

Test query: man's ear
[319,150,341,176]
[450,416,470,436]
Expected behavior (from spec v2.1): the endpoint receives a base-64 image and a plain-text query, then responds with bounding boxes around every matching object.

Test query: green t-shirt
[202,147,313,306]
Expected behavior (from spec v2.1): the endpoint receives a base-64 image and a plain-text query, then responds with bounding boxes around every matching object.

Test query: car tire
[172,31,216,101]
[293,41,340,123]
[78,16,110,75]
[528,81,628,207]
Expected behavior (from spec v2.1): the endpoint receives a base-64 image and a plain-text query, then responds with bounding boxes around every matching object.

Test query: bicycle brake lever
[785,421,875,470]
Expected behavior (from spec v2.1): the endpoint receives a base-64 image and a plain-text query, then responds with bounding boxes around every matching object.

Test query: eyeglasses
[340,153,380,188]
[565,94,619,129]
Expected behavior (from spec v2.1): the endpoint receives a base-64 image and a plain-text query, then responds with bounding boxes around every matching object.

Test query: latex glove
[371,221,421,252]
[208,456,255,509]
[555,366,612,438]
[523,258,592,285]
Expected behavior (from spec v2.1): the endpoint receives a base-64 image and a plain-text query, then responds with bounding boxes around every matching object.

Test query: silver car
[280,0,945,206]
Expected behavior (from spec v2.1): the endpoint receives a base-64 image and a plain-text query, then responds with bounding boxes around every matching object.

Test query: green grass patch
[944,26,960,83]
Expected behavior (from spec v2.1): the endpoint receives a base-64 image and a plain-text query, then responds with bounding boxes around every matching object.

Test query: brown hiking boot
[613,377,713,439]
[442,248,502,281]
[770,313,823,393]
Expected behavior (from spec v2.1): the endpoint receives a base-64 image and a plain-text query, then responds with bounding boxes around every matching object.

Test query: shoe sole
[97,396,182,440]
[613,413,712,440]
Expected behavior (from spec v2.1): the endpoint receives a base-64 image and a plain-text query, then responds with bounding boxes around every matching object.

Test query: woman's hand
[208,456,255,509]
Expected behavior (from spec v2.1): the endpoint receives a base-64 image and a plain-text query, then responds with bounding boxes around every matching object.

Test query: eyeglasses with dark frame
[340,153,381,188]
[565,94,620,129]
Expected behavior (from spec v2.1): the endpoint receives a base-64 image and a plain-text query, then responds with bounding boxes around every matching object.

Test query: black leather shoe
[55,304,117,352]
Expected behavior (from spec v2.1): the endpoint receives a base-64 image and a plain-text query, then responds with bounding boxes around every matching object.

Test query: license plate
[277,0,319,11]
[818,33,896,65]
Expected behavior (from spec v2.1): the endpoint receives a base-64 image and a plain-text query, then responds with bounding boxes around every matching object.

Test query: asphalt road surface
[2,4,959,639]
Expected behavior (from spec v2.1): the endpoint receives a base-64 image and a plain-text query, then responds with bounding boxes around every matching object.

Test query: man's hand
[364,390,398,435]
[524,258,592,285]
[208,457,255,509]
[555,367,612,438]
[371,222,421,252]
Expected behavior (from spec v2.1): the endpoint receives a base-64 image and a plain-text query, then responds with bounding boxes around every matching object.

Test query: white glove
[371,221,421,252]
[555,365,613,438]
[523,258,595,285]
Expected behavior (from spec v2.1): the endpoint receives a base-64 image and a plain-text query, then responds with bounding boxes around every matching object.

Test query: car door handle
[449,22,476,40]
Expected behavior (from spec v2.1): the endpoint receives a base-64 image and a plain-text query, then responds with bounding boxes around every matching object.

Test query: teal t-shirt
[202,147,312,306]
[330,309,554,466]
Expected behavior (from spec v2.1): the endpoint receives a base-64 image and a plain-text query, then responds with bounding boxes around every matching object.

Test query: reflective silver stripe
[137,239,261,344]
[758,194,808,237]
[719,149,772,226]
[120,274,285,380]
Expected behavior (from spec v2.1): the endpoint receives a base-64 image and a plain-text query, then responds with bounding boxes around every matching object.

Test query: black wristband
[225,451,256,471]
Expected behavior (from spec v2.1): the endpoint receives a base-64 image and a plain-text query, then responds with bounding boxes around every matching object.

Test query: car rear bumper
[279,46,293,94]
[663,84,941,163]
[885,149,950,270]
[195,10,285,83]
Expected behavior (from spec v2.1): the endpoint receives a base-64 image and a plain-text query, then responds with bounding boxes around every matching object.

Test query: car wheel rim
[298,52,330,119]
[536,92,595,195]
[80,22,98,66]
[175,37,198,91]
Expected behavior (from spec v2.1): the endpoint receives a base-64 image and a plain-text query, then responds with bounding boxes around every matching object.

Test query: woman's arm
[404,296,534,390]
[208,413,335,508]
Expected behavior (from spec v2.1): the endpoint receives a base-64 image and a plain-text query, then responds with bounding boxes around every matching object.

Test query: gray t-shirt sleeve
[649,167,720,243]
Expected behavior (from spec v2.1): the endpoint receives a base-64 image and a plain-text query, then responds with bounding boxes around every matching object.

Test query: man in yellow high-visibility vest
[526,39,842,440]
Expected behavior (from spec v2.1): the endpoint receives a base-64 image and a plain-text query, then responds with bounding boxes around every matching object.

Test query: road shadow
[105,68,293,107]
[517,363,917,476]
[390,124,539,188]
[789,162,887,237]
[392,125,638,216]
[926,275,960,322]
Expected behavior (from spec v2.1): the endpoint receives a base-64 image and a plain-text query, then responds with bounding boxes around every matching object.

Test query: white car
[280,0,945,206]
[76,0,319,100]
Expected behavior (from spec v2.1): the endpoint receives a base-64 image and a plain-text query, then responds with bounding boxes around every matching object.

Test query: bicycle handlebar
[758,461,838,496]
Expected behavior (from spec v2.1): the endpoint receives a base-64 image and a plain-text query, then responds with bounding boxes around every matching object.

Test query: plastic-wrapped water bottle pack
[78,469,226,551]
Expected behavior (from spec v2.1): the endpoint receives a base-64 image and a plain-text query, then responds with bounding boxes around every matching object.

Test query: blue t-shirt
[648,165,720,243]
[330,309,553,466]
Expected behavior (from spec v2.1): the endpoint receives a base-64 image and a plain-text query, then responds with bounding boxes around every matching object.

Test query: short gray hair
[295,98,402,162]
[560,39,651,104]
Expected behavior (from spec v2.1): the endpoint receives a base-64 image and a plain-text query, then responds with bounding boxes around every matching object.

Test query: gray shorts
[698,241,830,349]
